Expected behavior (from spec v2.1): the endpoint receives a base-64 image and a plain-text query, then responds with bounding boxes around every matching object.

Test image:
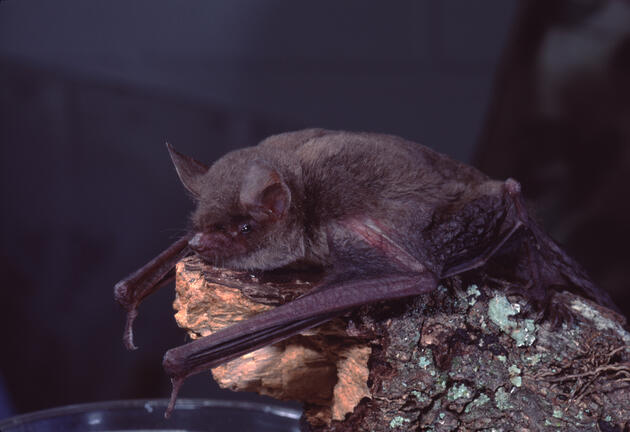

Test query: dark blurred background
[1,0,628,419]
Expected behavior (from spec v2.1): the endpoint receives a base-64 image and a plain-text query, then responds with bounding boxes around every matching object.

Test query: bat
[114,129,618,417]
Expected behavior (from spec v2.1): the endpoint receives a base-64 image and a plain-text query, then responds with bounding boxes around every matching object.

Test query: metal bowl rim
[0,398,302,427]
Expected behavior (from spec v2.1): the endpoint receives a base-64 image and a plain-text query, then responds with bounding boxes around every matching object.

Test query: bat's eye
[239,223,252,234]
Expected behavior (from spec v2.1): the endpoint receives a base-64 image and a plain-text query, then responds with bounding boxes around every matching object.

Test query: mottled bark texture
[174,255,629,431]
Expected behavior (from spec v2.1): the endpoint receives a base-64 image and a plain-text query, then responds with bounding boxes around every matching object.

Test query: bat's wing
[163,272,436,417]
[114,234,193,349]
[161,218,437,417]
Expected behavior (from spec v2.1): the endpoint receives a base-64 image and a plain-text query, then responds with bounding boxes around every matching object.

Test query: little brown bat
[114,129,617,417]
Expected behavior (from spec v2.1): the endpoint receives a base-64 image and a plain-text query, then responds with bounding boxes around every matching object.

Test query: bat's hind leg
[502,179,585,325]
[441,178,526,279]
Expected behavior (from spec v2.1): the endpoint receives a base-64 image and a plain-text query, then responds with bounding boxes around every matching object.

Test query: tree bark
[174,255,630,431]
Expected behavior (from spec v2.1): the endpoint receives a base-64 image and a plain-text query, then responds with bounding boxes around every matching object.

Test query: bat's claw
[164,376,184,419]
[123,308,139,351]
[547,300,576,329]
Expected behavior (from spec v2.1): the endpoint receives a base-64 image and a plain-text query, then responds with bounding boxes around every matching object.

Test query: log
[173,255,630,431]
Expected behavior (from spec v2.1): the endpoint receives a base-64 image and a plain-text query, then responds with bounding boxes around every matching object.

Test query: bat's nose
[188,232,225,257]
[188,231,231,256]
[188,232,205,251]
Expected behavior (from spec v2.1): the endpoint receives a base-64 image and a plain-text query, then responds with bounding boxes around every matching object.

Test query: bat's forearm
[160,271,437,417]
[164,273,434,375]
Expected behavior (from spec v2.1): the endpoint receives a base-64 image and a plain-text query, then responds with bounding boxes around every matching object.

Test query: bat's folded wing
[162,271,437,417]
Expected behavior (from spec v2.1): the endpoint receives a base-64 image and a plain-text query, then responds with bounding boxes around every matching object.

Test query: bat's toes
[515,299,535,318]
[511,289,577,328]
[535,294,577,328]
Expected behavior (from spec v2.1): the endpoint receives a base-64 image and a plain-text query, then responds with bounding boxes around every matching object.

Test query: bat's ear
[239,161,291,222]
[166,142,208,199]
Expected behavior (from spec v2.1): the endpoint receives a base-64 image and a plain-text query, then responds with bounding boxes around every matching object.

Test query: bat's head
[167,143,305,271]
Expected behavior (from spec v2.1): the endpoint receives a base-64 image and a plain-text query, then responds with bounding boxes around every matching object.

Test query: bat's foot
[517,293,577,328]
[538,293,577,329]
[502,282,577,328]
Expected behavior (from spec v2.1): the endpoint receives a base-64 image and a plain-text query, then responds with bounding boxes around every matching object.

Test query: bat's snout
[188,232,218,254]
[188,231,246,259]
[188,232,205,250]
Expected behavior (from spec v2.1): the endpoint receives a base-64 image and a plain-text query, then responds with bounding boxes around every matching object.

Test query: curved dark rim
[0,398,302,427]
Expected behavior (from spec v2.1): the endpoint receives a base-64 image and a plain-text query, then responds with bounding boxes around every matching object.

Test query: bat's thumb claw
[123,308,139,351]
[123,336,138,351]
[164,377,184,419]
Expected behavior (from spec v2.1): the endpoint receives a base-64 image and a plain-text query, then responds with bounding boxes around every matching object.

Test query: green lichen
[411,390,428,402]
[523,353,541,365]
[507,364,522,388]
[447,383,472,401]
[464,393,491,413]
[477,393,491,405]
[510,376,522,387]
[510,318,536,347]
[488,294,517,328]
[467,284,481,305]
[546,406,567,427]
[488,294,536,346]
[435,374,448,392]
[494,387,513,410]
[496,355,507,363]
[417,348,433,369]
[389,416,410,428]
[544,418,565,427]
[418,356,432,369]
[570,298,630,346]
[508,365,521,375]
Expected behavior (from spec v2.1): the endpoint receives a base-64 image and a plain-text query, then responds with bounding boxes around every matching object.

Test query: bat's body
[114,129,617,417]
